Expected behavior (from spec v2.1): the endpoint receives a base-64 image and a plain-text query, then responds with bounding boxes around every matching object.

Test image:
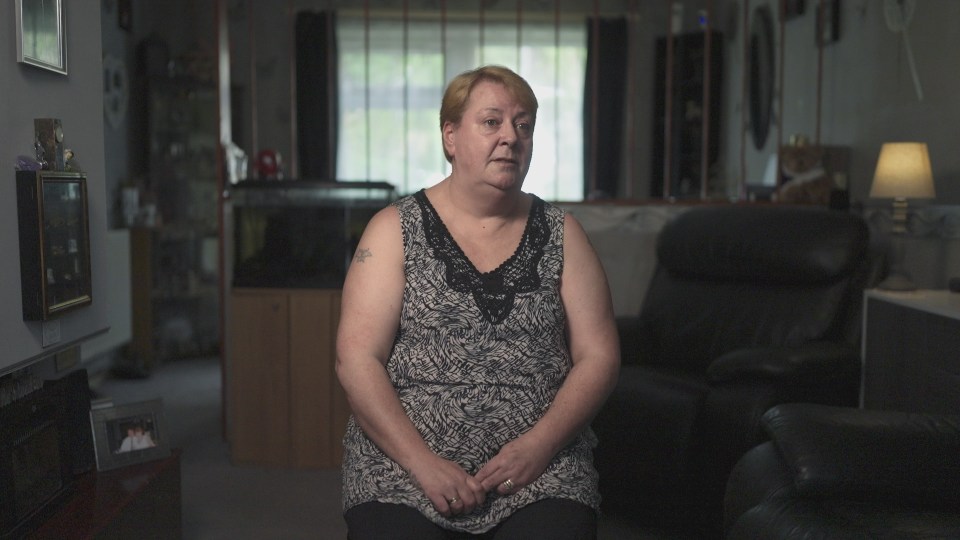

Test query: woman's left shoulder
[559,210,588,240]
[531,195,568,223]
[527,196,588,245]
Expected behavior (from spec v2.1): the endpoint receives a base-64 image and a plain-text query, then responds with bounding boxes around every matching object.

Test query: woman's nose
[499,123,518,144]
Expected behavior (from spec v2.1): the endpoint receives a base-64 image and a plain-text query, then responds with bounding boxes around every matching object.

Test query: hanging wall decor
[749,5,776,150]
[16,170,92,321]
[15,0,67,75]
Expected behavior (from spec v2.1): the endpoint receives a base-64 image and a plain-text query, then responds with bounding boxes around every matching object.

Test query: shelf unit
[125,75,220,373]
[651,32,723,199]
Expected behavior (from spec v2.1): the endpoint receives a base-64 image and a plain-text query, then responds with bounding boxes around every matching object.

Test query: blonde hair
[439,65,538,162]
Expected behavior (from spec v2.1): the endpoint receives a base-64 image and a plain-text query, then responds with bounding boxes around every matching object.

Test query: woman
[337,65,619,539]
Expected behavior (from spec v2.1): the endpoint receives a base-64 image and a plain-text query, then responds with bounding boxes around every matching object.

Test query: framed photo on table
[16,170,93,321]
[14,0,67,75]
[89,399,170,471]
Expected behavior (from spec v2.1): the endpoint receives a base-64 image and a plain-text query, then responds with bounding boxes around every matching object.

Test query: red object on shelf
[255,149,283,180]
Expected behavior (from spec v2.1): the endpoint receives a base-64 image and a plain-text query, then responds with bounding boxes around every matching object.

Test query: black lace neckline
[413,190,550,324]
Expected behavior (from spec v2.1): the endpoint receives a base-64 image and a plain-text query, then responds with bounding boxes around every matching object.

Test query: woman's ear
[442,121,456,159]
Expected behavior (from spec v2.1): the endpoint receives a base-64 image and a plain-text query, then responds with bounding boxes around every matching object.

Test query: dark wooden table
[27,449,181,539]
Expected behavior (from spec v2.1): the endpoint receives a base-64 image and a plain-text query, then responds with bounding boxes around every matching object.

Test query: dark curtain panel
[296,11,338,180]
[583,17,627,199]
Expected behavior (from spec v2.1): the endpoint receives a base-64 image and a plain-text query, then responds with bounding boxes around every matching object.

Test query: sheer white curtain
[336,14,586,201]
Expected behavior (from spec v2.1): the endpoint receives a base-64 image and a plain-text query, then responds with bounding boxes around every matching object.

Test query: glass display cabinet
[227,180,396,288]
[16,170,92,321]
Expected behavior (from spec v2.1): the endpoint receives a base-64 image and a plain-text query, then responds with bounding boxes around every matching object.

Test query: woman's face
[443,81,534,192]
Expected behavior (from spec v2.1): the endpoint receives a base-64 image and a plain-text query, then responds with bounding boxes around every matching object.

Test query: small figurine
[256,149,283,180]
[64,148,81,172]
[16,155,43,171]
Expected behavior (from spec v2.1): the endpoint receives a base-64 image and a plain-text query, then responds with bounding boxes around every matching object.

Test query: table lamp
[869,142,935,291]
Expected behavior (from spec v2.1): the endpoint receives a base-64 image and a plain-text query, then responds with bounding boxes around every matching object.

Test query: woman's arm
[475,212,620,494]
[335,206,485,515]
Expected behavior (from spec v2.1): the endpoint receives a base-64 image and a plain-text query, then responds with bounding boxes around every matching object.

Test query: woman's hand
[409,455,487,517]
[474,434,554,497]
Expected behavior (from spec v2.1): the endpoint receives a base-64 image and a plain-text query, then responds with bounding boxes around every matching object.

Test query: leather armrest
[707,342,859,383]
[723,441,796,532]
[761,403,960,508]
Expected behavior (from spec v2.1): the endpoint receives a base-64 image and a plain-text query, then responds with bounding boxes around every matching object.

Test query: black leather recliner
[592,205,874,536]
[725,403,960,539]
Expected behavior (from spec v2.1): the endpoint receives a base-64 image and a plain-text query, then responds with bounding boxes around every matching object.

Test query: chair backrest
[637,205,871,372]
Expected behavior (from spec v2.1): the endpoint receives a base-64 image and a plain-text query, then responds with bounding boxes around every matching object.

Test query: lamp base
[876,272,917,292]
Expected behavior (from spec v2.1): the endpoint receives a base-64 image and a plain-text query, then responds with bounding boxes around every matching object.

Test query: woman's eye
[484,118,500,127]
[516,122,532,134]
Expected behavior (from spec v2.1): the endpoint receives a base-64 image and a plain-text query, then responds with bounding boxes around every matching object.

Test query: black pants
[344,498,597,540]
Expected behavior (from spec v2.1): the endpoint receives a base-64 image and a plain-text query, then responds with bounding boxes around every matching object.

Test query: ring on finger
[501,478,515,491]
[447,496,460,505]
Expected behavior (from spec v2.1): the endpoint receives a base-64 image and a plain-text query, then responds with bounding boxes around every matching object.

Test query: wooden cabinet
[223,182,393,468]
[227,288,349,468]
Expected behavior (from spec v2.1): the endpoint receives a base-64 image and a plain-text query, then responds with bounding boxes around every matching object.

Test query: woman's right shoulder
[361,191,427,251]
[362,203,402,244]
[371,201,402,225]
[371,192,423,232]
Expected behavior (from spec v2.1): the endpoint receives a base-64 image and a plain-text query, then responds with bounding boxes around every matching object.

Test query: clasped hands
[414,438,553,518]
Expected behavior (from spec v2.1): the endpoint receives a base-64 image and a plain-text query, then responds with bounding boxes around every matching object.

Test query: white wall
[0,5,111,376]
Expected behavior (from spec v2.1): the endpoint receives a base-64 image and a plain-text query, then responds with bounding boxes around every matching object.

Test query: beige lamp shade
[870,142,936,199]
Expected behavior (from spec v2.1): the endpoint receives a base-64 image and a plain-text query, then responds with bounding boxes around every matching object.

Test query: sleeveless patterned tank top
[340,190,600,533]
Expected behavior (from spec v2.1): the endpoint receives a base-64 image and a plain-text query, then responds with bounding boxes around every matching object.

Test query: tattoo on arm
[355,248,372,263]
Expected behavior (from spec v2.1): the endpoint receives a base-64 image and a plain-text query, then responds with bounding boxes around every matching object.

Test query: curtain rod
[333,8,641,24]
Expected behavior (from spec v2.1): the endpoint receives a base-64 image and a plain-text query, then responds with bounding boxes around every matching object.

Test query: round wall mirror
[749,5,775,149]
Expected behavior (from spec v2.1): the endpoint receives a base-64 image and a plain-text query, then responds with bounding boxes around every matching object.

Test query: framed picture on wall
[14,0,67,75]
[16,170,93,321]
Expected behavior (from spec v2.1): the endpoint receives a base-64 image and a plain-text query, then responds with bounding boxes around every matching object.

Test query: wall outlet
[42,320,61,347]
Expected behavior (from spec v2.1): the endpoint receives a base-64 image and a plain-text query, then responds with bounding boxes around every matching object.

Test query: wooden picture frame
[14,0,67,75]
[16,170,93,321]
[89,399,170,471]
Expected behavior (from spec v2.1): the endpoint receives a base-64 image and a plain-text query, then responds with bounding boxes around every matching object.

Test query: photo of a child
[111,416,158,454]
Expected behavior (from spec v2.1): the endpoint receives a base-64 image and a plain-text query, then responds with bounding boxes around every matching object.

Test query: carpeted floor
[91,356,675,539]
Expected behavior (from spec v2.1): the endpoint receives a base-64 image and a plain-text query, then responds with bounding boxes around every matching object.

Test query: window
[336,13,586,201]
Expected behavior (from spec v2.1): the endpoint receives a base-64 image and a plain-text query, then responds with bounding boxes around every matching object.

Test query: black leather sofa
[591,205,874,536]
[725,403,960,539]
